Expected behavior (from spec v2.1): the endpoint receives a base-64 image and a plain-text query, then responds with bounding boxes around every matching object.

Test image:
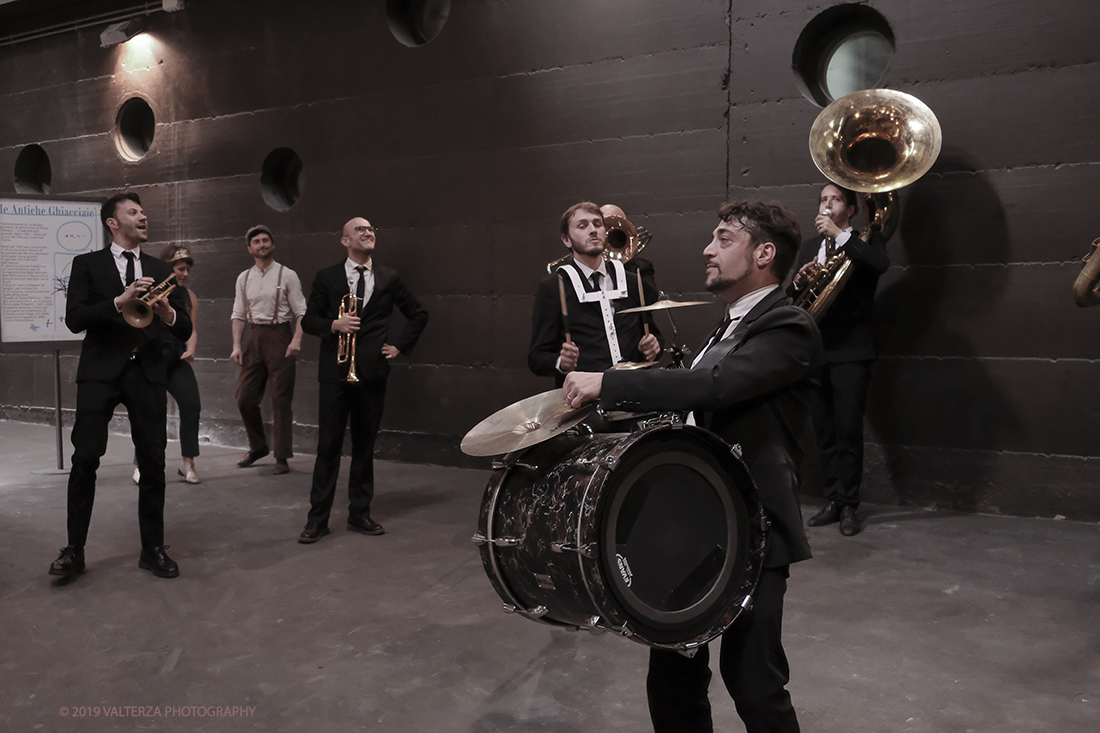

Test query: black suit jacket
[66,248,192,385]
[790,230,888,363]
[601,288,823,567]
[529,257,662,385]
[302,261,429,383]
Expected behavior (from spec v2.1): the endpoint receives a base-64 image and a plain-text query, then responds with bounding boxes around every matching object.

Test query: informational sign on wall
[0,196,103,345]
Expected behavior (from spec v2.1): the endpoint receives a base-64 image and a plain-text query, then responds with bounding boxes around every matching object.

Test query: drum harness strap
[558,259,629,365]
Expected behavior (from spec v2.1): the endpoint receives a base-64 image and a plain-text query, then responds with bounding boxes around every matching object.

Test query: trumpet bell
[122,300,153,328]
[809,88,942,194]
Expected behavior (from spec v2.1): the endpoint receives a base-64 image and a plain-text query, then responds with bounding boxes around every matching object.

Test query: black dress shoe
[237,446,270,467]
[347,516,385,536]
[49,546,85,577]
[839,506,862,536]
[139,546,180,578]
[807,501,840,527]
[298,525,331,544]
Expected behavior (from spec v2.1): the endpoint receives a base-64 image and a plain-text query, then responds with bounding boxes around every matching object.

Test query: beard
[704,272,734,294]
[570,235,605,257]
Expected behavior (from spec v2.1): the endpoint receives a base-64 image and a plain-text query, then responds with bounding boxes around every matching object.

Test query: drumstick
[637,269,650,337]
[558,274,571,344]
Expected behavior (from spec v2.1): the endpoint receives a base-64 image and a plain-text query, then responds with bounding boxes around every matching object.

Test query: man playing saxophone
[297,217,428,543]
[791,183,889,536]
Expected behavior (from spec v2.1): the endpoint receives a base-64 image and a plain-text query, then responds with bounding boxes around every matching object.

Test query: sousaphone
[796,88,942,318]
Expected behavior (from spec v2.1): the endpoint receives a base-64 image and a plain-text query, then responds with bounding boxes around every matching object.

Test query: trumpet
[122,274,177,328]
[337,288,360,383]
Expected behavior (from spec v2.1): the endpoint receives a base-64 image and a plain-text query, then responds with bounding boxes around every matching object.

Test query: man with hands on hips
[297,217,428,543]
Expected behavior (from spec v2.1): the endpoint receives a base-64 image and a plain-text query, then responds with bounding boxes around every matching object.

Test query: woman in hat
[134,245,203,484]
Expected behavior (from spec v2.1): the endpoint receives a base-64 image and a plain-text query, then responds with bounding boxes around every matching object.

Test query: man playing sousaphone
[297,217,428,543]
[528,202,662,386]
[790,183,889,537]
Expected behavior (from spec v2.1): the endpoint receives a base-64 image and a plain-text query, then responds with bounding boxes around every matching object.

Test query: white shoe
[132,467,140,485]
[178,460,201,484]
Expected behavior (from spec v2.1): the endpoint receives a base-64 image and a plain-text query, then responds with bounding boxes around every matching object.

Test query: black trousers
[647,566,799,733]
[811,360,873,508]
[167,359,202,458]
[306,379,387,528]
[67,360,168,549]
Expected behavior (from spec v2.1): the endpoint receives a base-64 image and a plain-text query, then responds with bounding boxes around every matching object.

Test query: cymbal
[618,299,712,314]
[608,360,661,371]
[461,389,594,457]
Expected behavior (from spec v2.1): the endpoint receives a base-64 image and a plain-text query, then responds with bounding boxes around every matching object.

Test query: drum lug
[551,541,597,559]
[573,457,598,474]
[603,455,619,469]
[503,602,548,619]
[472,533,520,547]
[677,645,701,659]
[729,442,743,459]
[580,615,606,635]
[741,594,754,613]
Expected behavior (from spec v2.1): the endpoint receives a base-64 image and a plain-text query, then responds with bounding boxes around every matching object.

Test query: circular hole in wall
[14,144,52,194]
[261,148,304,211]
[792,4,895,106]
[387,0,450,47]
[114,97,156,161]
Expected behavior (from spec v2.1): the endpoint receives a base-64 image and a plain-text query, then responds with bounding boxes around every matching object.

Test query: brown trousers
[236,323,296,460]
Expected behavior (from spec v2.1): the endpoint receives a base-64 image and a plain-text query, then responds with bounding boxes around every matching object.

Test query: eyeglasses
[353,225,375,235]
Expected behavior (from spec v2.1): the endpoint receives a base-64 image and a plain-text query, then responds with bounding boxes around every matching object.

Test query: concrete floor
[0,419,1096,733]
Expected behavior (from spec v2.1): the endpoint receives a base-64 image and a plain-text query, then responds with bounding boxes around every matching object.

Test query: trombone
[122,274,177,328]
[545,213,651,274]
[337,286,360,383]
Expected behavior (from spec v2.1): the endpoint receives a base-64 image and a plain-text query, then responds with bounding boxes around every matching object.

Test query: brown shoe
[237,446,270,468]
[273,460,290,475]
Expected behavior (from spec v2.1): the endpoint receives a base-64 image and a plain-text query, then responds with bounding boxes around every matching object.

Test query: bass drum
[475,423,767,651]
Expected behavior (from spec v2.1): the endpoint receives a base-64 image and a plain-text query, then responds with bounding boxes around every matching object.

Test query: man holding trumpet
[297,217,428,543]
[49,192,192,580]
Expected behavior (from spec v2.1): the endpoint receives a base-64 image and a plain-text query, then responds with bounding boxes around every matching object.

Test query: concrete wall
[1,0,1098,520]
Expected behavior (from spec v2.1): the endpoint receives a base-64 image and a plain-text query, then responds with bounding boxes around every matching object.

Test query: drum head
[598,430,757,644]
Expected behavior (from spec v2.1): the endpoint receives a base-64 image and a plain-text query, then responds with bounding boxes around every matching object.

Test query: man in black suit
[529,202,661,385]
[297,217,429,543]
[790,183,889,536]
[49,192,192,579]
[564,199,822,733]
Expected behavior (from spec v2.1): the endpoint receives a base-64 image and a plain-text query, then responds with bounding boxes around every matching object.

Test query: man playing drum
[564,199,823,733]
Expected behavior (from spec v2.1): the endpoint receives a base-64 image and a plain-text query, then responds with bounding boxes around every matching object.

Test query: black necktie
[355,266,367,309]
[703,314,743,354]
[122,251,135,285]
[825,237,837,259]
[590,272,602,292]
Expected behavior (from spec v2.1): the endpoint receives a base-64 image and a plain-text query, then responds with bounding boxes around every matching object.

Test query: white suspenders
[558,259,629,365]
